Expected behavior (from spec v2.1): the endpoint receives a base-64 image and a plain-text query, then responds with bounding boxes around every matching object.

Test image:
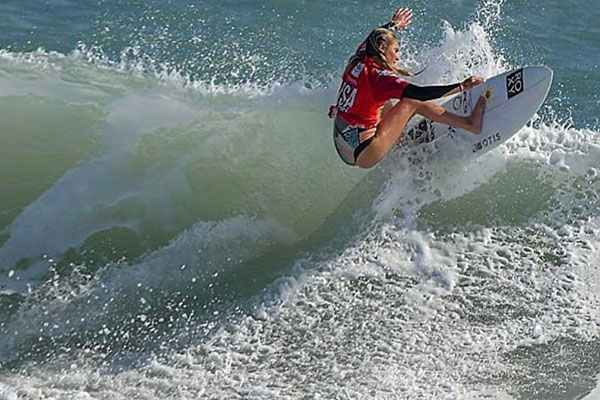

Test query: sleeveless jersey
[334,56,409,129]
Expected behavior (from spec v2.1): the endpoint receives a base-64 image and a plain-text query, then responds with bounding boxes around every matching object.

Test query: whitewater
[0,0,599,398]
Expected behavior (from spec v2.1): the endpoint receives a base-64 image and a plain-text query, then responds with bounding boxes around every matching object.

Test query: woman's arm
[403,76,484,101]
[355,8,413,53]
[384,7,413,31]
[403,83,460,101]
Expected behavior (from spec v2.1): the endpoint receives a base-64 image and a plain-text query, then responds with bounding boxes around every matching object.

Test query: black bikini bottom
[333,118,375,166]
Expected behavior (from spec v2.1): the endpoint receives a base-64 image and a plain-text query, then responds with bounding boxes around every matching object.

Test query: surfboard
[402,66,553,159]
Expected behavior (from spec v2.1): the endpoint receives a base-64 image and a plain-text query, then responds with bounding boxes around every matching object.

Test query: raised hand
[391,7,413,30]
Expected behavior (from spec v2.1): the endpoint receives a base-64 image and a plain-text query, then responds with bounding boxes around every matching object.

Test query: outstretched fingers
[462,76,485,91]
[392,7,413,29]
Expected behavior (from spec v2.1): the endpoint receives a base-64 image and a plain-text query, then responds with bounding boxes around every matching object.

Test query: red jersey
[334,56,408,129]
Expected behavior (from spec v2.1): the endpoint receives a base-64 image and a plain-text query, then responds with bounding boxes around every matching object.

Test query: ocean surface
[0,0,599,398]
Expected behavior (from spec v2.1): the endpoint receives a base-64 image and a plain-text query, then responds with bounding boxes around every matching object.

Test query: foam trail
[1,0,600,397]
[0,215,294,364]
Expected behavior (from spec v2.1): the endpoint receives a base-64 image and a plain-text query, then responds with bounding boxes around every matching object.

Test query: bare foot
[466,96,486,134]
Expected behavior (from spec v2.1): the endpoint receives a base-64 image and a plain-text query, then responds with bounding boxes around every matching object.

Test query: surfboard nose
[527,66,553,87]
[521,66,553,109]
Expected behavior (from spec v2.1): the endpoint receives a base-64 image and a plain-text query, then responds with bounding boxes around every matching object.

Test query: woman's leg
[356,97,485,169]
[414,96,486,134]
[355,99,420,168]
[380,100,395,120]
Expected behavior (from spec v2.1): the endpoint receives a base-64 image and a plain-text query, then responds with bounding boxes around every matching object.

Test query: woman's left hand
[461,76,485,91]
[391,7,413,30]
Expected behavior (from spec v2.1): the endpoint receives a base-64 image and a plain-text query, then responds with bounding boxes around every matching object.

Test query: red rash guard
[335,56,408,129]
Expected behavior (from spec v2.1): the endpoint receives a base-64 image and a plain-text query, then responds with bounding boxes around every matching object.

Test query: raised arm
[384,7,413,31]
[355,7,413,53]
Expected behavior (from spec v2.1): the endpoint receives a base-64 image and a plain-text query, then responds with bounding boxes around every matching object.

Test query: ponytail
[344,28,415,77]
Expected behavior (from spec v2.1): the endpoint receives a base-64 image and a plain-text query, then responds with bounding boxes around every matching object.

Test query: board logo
[472,132,501,153]
[406,119,436,144]
[484,86,494,103]
[452,92,470,114]
[506,69,524,99]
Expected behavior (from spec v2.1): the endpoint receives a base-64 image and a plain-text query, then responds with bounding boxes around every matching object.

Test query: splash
[1,1,599,398]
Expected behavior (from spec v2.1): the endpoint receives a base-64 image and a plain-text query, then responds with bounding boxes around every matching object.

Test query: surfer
[330,7,486,168]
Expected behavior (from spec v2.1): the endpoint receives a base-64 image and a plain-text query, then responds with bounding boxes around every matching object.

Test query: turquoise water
[0,1,599,398]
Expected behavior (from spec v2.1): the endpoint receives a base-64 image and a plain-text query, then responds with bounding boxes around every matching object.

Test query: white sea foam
[0,45,300,98]
[0,215,293,363]
[1,2,599,398]
[3,204,598,398]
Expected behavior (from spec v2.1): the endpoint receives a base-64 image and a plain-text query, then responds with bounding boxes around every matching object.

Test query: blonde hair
[345,28,413,77]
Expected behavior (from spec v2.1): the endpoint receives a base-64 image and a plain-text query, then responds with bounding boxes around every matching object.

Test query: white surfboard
[402,66,553,159]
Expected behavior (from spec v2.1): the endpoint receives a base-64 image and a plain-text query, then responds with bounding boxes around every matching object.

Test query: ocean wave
[1,3,599,397]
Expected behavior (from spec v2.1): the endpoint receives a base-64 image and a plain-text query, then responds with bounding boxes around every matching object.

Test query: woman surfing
[329,7,486,168]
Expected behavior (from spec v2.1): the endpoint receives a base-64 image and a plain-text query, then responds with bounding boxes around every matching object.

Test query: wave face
[1,0,599,398]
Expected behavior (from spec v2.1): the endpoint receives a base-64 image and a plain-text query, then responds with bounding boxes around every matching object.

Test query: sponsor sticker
[351,62,365,78]
[407,120,436,144]
[452,92,470,114]
[472,132,502,153]
[506,69,524,99]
